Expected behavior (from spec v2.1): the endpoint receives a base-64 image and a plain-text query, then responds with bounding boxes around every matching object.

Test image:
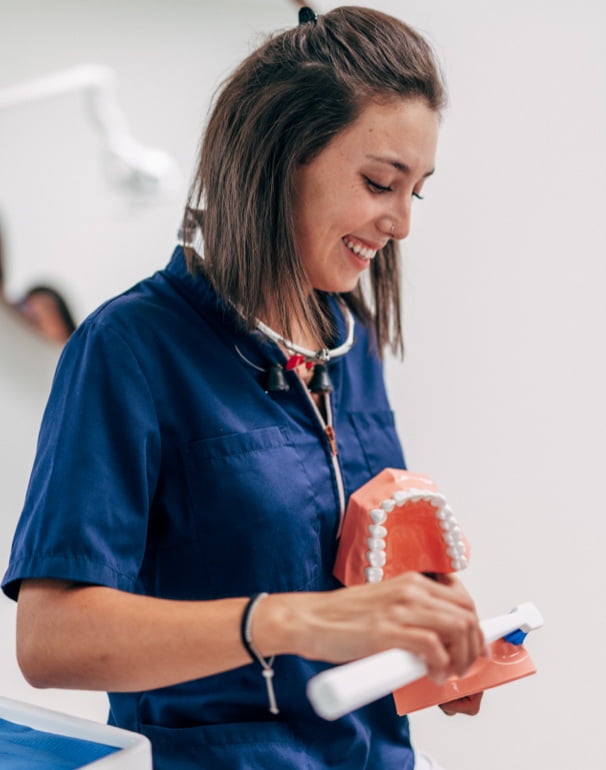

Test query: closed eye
[413,192,424,200]
[364,176,392,194]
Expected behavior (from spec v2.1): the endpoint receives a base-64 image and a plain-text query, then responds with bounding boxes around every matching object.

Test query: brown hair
[184,6,446,356]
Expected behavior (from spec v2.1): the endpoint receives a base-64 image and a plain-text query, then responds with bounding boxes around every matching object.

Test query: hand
[439,691,484,716]
[259,572,484,684]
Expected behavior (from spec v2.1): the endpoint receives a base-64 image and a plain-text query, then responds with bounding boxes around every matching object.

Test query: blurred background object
[0,64,182,204]
[14,284,77,345]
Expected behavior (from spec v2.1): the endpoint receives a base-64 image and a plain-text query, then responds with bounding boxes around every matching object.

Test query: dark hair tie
[298,6,317,25]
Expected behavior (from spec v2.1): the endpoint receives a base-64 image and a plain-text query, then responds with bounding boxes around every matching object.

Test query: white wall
[1,1,604,767]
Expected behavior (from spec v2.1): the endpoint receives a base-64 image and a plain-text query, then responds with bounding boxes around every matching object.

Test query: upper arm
[17,578,83,638]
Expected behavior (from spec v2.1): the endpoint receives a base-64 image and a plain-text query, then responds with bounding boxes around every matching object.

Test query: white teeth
[367,550,386,568]
[370,508,387,524]
[369,524,387,538]
[367,537,386,550]
[451,556,468,571]
[433,502,469,572]
[343,237,376,260]
[365,567,384,583]
[437,505,455,521]
[447,546,463,558]
[392,490,408,506]
[362,485,470,584]
[366,506,388,583]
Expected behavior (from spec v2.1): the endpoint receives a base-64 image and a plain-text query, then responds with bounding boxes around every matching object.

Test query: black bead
[308,364,333,394]
[266,364,290,392]
[298,7,318,25]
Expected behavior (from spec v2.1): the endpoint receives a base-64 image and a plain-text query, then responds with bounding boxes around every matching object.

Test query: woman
[3,7,483,769]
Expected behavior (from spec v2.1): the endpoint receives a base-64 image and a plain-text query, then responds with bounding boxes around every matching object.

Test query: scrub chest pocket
[181,425,325,597]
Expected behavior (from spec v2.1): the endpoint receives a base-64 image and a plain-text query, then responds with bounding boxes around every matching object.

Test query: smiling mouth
[343,236,377,261]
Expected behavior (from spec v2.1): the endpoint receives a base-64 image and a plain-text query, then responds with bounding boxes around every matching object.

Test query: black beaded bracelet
[240,592,279,715]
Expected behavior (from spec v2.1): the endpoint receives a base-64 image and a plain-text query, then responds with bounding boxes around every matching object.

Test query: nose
[378,201,412,241]
[390,216,411,241]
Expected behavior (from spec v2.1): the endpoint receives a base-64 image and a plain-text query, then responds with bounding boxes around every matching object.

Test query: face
[292,98,439,293]
[21,293,71,345]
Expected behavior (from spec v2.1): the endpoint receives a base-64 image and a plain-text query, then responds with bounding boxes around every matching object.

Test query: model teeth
[363,484,469,585]
[392,490,408,506]
[343,237,376,260]
[451,556,469,571]
[367,550,386,568]
[366,508,388,583]
[369,524,387,538]
[367,537,386,550]
[391,489,445,508]
[446,546,463,558]
[437,505,455,521]
[434,502,468,571]
[365,567,384,583]
[370,508,387,524]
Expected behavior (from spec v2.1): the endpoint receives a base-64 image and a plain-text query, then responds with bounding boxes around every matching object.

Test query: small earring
[390,223,396,236]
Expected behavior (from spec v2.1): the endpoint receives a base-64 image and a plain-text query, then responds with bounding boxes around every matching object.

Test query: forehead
[328,98,439,169]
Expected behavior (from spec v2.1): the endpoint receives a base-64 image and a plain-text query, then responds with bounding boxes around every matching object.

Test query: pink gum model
[333,468,537,715]
[334,468,470,586]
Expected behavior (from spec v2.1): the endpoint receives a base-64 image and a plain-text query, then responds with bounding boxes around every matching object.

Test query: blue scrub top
[3,247,413,769]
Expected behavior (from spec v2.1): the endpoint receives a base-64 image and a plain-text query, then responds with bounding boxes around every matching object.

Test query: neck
[255,300,355,366]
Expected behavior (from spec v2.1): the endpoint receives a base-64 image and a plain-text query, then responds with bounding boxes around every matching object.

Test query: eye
[364,176,393,194]
[413,192,424,201]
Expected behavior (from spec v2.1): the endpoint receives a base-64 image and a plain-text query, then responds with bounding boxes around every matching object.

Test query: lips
[342,236,377,261]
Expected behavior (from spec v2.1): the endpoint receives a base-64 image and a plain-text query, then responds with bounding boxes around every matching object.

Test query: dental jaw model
[333,468,470,585]
[316,469,541,719]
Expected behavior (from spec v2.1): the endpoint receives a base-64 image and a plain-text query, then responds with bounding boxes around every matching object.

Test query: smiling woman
[3,6,483,770]
[186,4,447,357]
[291,99,439,295]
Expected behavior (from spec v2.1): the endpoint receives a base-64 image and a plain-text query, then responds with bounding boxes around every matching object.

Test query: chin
[314,275,362,294]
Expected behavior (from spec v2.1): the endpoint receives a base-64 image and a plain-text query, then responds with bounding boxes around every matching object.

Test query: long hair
[184,6,446,355]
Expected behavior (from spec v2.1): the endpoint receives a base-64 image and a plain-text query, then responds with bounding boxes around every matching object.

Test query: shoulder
[83,272,185,341]
[70,268,211,371]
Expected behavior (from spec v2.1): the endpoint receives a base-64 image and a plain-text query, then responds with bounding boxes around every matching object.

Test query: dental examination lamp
[0,64,181,202]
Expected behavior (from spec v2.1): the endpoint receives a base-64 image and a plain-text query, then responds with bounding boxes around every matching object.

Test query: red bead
[285,354,305,370]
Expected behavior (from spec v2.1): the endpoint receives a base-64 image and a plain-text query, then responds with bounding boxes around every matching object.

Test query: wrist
[251,592,304,659]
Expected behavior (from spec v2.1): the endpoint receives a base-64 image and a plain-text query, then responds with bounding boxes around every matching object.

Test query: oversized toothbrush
[308,469,543,720]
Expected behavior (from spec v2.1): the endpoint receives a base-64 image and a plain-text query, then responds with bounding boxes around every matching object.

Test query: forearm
[16,580,296,692]
[16,573,483,693]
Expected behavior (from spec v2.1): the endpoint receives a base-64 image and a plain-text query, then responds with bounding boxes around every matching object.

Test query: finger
[439,692,484,716]
[415,575,484,674]
[391,599,480,676]
[391,627,450,683]
[426,573,478,613]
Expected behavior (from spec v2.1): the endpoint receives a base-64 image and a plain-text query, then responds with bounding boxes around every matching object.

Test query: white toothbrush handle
[307,648,428,721]
[307,602,543,721]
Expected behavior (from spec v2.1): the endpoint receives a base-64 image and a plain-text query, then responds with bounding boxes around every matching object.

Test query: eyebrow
[366,154,435,179]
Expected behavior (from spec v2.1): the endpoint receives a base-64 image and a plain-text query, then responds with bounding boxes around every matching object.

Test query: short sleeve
[2,320,161,600]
